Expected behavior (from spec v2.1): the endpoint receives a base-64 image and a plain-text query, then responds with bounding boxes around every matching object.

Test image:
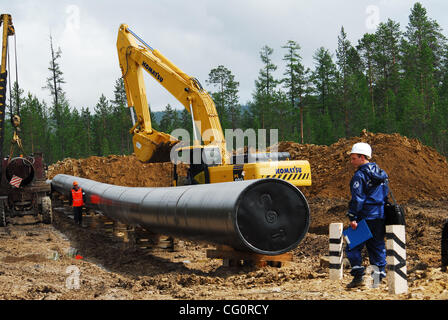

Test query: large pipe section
[51,174,310,255]
[4,157,35,186]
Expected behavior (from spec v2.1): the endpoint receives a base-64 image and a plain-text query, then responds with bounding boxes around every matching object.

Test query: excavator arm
[117,24,228,164]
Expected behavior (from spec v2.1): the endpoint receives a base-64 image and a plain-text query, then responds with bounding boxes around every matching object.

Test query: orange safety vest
[71,188,84,207]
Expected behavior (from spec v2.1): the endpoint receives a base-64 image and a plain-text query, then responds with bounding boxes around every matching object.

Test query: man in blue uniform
[345,142,389,288]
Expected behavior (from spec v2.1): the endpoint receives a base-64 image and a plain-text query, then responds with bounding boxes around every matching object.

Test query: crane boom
[0,14,15,166]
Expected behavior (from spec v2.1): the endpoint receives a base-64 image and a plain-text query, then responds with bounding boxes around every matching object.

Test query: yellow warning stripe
[263,173,310,180]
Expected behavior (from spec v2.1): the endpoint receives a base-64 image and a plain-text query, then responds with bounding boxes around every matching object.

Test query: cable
[14,33,19,116]
[121,46,131,79]
[7,39,12,118]
[191,77,204,92]
[127,27,154,51]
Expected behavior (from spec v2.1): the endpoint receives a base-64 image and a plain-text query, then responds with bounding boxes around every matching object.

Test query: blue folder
[343,219,373,249]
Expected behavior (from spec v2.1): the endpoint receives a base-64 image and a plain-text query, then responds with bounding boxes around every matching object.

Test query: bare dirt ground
[1,131,448,300]
[1,200,447,300]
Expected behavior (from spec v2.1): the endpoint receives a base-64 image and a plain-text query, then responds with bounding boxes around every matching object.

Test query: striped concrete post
[386,225,407,294]
[329,223,344,280]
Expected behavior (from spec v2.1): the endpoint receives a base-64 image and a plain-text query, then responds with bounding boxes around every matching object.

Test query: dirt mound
[273,130,448,202]
[48,155,188,187]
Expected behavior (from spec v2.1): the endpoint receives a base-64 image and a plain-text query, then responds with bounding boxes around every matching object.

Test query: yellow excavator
[117,24,312,187]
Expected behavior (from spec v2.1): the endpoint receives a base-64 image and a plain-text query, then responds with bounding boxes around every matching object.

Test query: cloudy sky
[3,0,448,112]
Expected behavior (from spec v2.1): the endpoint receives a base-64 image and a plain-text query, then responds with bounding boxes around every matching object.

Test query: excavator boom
[117,24,228,163]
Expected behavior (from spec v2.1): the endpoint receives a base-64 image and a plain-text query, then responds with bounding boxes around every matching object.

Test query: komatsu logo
[142,61,163,83]
[275,167,302,174]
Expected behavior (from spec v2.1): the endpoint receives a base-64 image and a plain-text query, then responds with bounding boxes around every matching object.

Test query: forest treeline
[3,3,448,164]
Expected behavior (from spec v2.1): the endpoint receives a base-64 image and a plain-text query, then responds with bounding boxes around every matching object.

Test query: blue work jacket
[347,162,389,221]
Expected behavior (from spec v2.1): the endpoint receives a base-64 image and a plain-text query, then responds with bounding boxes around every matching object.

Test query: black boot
[346,275,364,288]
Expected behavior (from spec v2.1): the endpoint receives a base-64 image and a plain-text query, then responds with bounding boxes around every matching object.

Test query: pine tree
[281,40,308,143]
[20,93,48,155]
[206,65,240,130]
[5,82,25,157]
[252,45,279,129]
[111,78,132,154]
[357,33,377,115]
[80,107,93,157]
[257,46,278,96]
[159,104,179,134]
[94,94,111,156]
[225,73,240,130]
[345,47,375,135]
[310,47,338,143]
[373,19,402,118]
[402,2,446,115]
[273,91,291,142]
[336,26,352,136]
[43,36,68,159]
[44,35,65,111]
[9,82,24,120]
[314,106,334,146]
[207,65,229,129]
[311,47,337,115]
[437,52,448,154]
[397,75,425,137]
[180,108,193,144]
[67,108,82,158]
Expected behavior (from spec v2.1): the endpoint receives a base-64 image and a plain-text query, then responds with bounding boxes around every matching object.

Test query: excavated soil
[1,131,448,301]
[272,129,448,202]
[47,155,189,188]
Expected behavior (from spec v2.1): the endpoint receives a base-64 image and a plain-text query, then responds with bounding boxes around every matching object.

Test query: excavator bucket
[148,140,178,163]
[132,129,179,163]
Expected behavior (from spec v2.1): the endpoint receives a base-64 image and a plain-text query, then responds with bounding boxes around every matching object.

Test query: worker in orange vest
[70,181,86,226]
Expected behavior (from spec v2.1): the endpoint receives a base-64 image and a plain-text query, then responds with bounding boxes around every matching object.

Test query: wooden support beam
[206,245,292,268]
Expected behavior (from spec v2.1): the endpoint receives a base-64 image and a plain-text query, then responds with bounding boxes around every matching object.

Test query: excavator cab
[171,144,222,185]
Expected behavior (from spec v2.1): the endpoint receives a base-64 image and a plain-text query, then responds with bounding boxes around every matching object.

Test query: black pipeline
[51,174,310,255]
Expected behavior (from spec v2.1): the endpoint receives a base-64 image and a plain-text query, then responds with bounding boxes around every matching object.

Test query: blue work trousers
[346,219,386,277]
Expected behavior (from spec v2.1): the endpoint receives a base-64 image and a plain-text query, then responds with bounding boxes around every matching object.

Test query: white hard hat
[349,142,372,159]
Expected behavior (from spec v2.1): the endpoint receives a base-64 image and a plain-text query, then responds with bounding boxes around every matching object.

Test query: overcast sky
[3,0,448,112]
